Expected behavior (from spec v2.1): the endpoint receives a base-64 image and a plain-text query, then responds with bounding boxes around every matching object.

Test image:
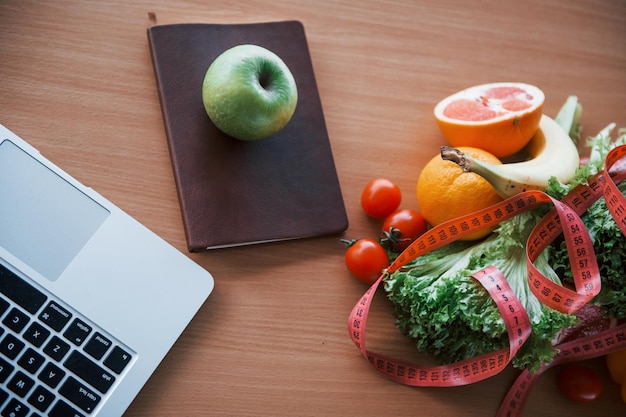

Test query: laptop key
[0,265,48,314]
[49,399,85,417]
[65,351,115,393]
[43,336,70,362]
[0,356,15,382]
[0,297,10,317]
[83,332,111,360]
[2,397,29,417]
[18,347,45,374]
[28,384,55,412]
[7,370,35,397]
[63,318,92,346]
[23,322,51,348]
[38,301,72,332]
[3,307,30,333]
[0,387,7,407]
[0,333,26,359]
[59,376,101,413]
[104,345,132,374]
[38,362,66,389]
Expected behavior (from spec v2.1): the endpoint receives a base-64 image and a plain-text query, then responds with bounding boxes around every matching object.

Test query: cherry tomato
[381,208,428,251]
[558,365,602,403]
[361,178,402,219]
[343,238,389,285]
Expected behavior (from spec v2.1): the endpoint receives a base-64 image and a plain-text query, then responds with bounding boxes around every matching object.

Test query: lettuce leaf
[384,209,576,373]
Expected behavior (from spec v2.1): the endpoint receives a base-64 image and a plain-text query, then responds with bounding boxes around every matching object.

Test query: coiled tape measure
[348,145,626,416]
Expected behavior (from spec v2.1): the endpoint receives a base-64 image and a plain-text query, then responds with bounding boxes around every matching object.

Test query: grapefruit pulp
[434,82,545,158]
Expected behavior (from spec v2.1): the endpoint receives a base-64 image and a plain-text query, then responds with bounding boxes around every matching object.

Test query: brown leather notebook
[147,21,348,251]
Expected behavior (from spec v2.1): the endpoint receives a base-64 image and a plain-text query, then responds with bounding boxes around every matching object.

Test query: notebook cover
[147,21,348,251]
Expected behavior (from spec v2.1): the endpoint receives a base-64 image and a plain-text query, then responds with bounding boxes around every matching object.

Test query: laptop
[0,124,214,416]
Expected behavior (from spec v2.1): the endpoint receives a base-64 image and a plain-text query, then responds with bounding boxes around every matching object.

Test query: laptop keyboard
[0,263,133,416]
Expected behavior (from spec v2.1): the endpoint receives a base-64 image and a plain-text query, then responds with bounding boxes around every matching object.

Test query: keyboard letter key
[43,336,70,362]
[28,385,55,412]
[8,370,35,397]
[0,357,15,382]
[38,362,66,389]
[23,322,51,348]
[0,333,26,360]
[2,307,30,333]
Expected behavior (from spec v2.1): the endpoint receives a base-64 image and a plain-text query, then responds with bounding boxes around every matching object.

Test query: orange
[607,349,626,403]
[416,147,503,240]
[434,82,545,158]
[607,348,626,385]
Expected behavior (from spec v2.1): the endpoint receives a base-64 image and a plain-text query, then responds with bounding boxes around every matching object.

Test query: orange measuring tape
[348,145,626,413]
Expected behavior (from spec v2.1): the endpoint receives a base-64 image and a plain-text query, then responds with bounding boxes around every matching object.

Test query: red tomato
[361,178,402,219]
[344,238,389,285]
[381,208,428,251]
[558,365,602,403]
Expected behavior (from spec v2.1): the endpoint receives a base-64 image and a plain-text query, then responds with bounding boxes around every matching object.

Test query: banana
[441,115,580,198]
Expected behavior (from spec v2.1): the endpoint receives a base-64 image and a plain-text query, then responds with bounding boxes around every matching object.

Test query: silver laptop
[0,124,214,416]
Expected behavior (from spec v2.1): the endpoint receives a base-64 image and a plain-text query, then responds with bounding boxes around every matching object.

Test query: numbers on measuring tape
[497,323,626,417]
[524,189,600,314]
[473,267,531,351]
[348,279,380,349]
[349,146,626,406]
[363,349,513,387]
[524,145,626,314]
[604,180,626,232]
[604,146,626,235]
[348,265,531,387]
[387,192,553,274]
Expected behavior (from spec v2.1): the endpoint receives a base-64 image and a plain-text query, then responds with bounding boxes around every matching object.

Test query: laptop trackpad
[0,139,110,281]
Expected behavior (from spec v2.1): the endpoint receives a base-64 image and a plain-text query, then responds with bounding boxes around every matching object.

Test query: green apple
[201,44,298,141]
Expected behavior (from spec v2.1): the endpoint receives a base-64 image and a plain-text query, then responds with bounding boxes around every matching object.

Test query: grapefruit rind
[434,82,545,158]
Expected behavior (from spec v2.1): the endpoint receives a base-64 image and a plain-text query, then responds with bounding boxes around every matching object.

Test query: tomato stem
[340,238,359,248]
[380,227,403,246]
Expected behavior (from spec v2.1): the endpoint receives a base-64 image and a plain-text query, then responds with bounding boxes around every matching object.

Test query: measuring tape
[348,145,626,412]
[497,322,626,417]
[349,266,530,387]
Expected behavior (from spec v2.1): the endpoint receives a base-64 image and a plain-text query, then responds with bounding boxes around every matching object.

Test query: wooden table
[1,1,625,416]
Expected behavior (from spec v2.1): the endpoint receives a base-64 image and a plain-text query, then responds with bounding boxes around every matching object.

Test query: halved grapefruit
[433,82,545,158]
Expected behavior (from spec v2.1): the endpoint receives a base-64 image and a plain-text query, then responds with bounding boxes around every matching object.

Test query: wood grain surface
[1,1,625,416]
